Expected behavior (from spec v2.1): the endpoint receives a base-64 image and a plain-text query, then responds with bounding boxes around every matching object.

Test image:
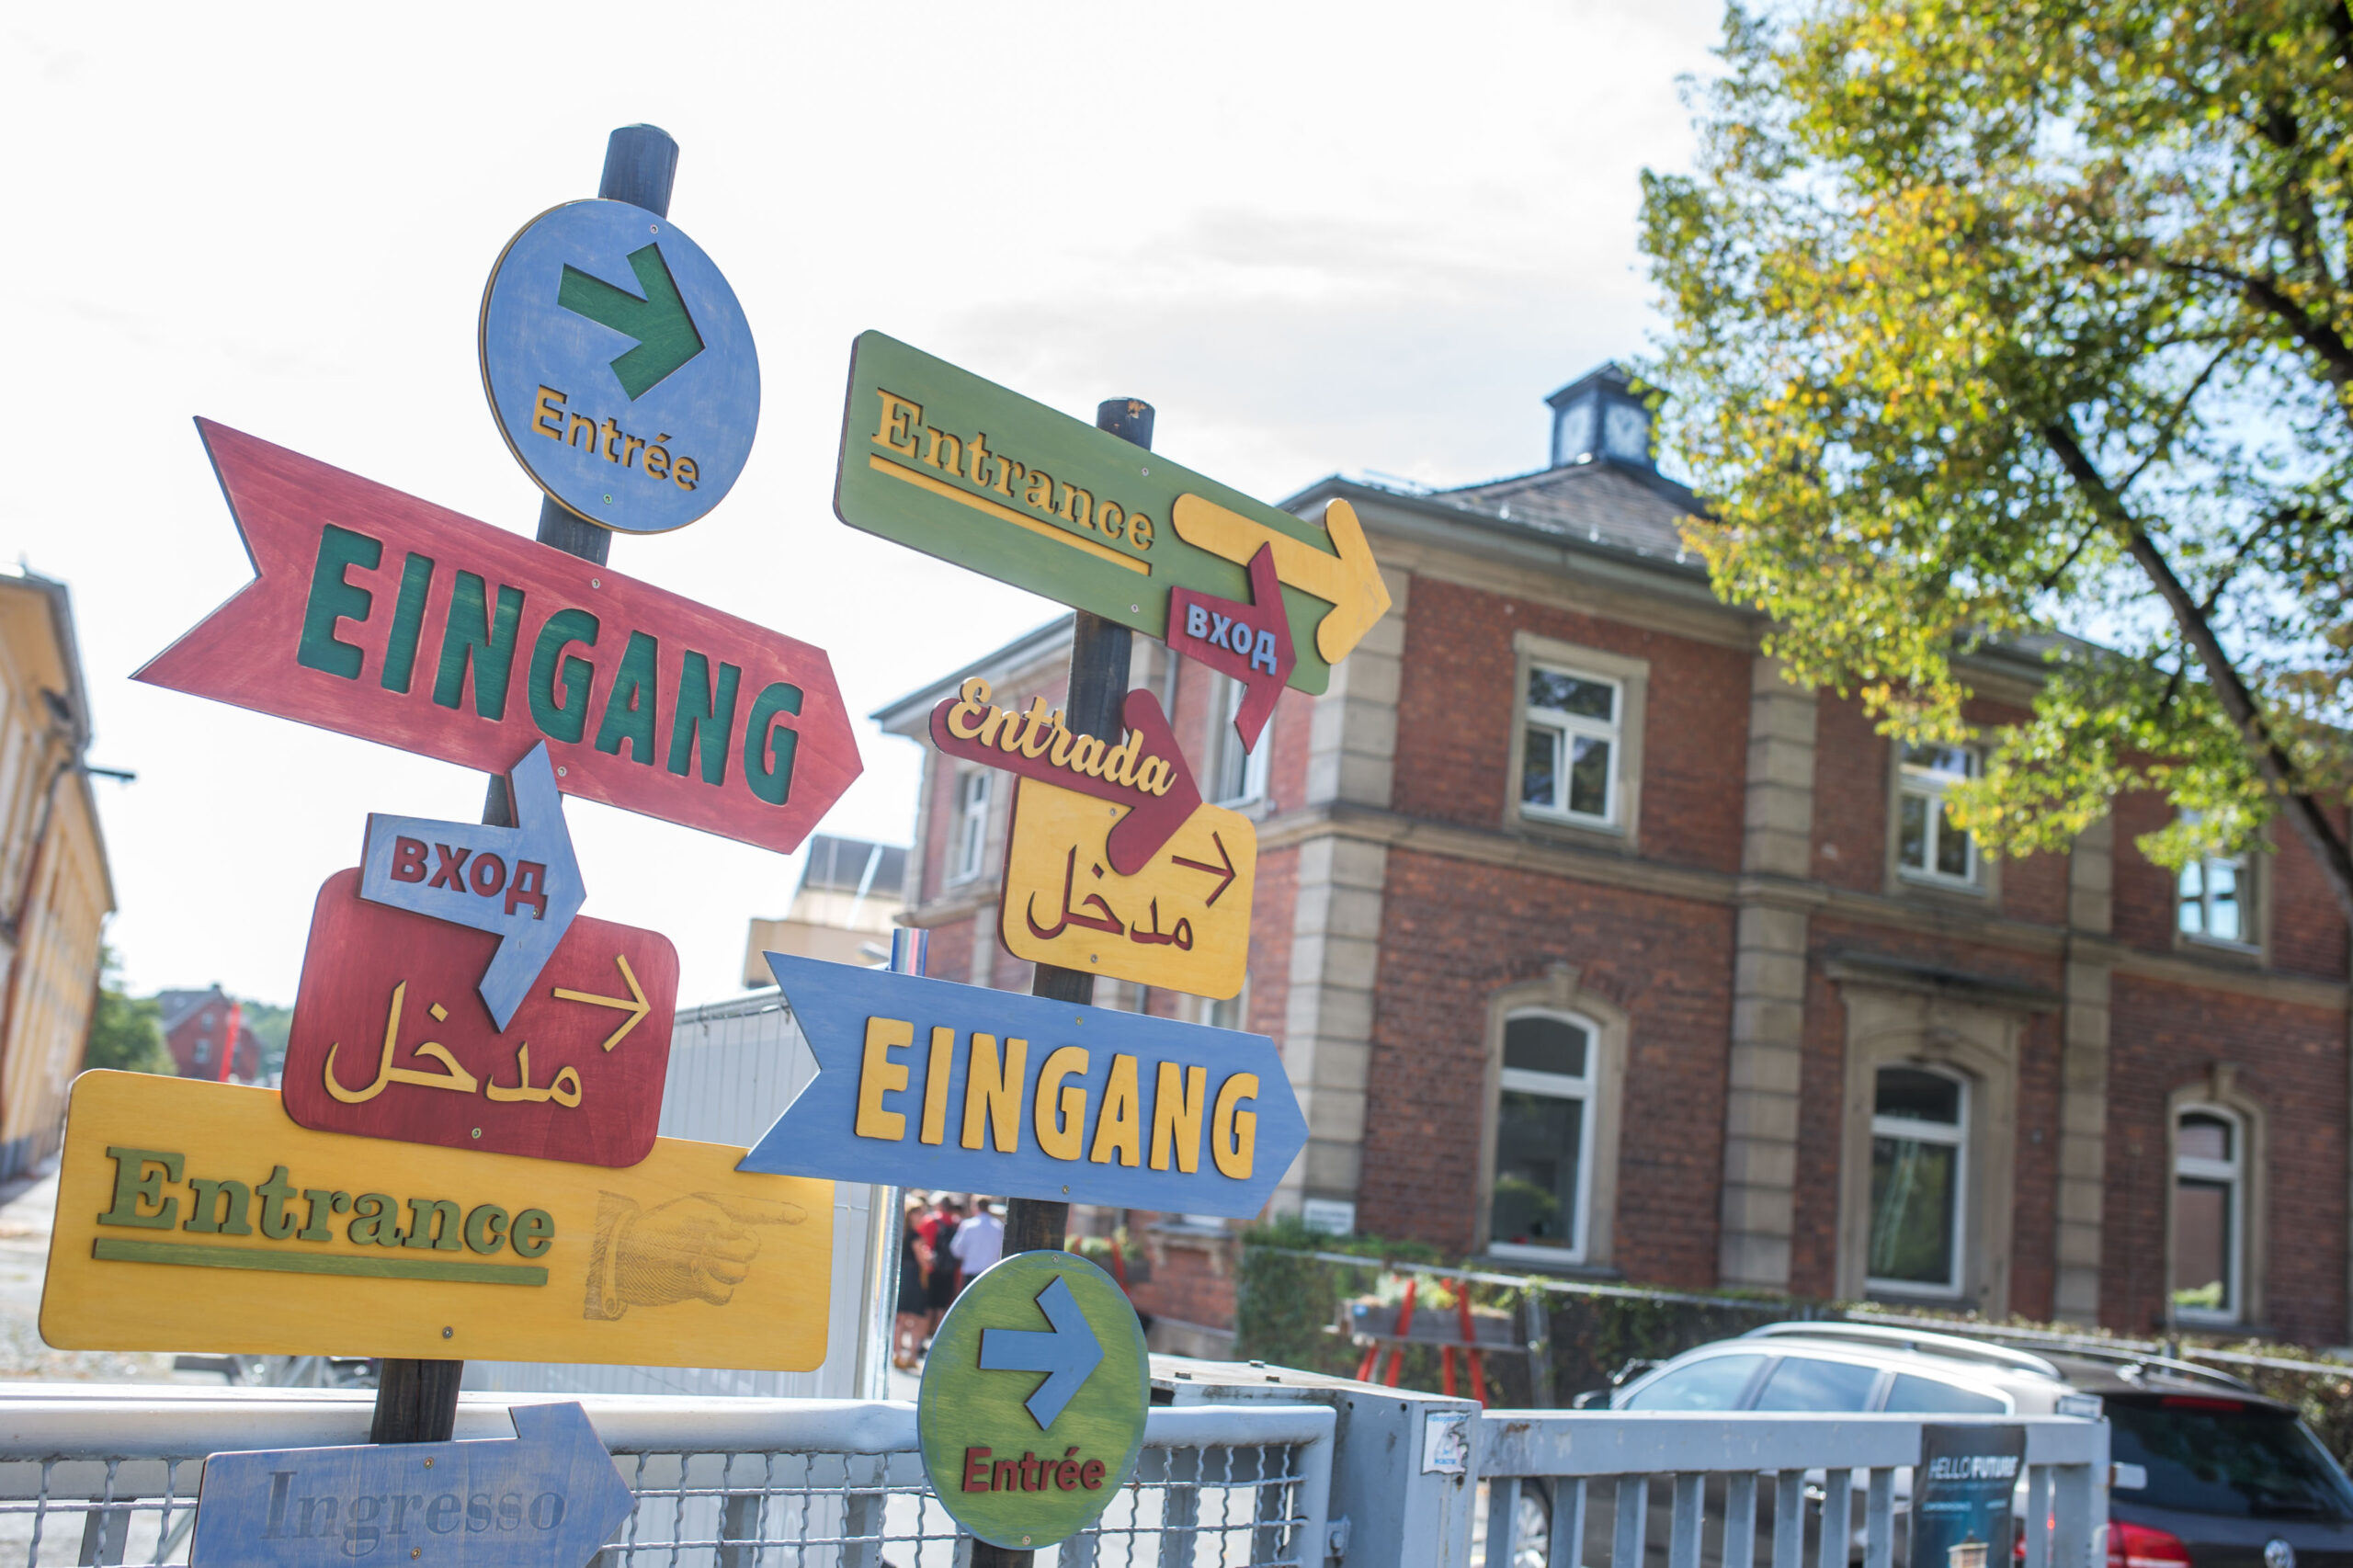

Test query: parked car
[1501,1322,2353,1568]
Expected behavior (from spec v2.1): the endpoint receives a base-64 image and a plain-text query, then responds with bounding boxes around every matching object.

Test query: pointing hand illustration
[585,1191,805,1319]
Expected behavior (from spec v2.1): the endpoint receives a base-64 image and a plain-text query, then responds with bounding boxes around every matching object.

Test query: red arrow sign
[1167,542,1295,751]
[137,421,859,856]
[929,686,1200,875]
[282,869,678,1167]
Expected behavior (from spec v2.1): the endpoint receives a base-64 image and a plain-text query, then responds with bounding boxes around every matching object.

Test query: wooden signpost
[481,199,759,535]
[190,1402,635,1568]
[916,1252,1147,1551]
[999,778,1255,1000]
[832,331,1391,690]
[282,869,677,1168]
[41,1073,830,1369]
[134,420,860,857]
[734,954,1303,1216]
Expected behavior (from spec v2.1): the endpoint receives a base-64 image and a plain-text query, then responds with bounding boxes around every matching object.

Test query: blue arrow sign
[360,742,586,1029]
[736,953,1307,1217]
[979,1275,1107,1429]
[190,1401,634,1568]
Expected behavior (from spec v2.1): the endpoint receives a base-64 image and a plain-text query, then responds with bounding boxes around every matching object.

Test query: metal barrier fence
[1473,1413,2109,1568]
[0,1388,1335,1568]
[0,1381,2108,1568]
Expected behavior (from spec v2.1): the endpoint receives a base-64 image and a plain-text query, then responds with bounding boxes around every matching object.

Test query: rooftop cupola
[1546,362,1655,471]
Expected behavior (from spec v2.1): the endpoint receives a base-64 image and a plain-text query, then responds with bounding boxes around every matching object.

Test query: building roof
[795,835,907,900]
[154,986,230,1034]
[1428,456,1705,563]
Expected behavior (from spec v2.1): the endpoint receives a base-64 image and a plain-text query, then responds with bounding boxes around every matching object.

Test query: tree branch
[2120,347,2233,494]
[2041,415,2353,926]
[2160,257,2353,394]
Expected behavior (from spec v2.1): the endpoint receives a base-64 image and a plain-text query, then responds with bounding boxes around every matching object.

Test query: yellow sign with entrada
[41,1074,832,1369]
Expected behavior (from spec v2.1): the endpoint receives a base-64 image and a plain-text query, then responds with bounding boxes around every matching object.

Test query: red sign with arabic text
[282,870,678,1167]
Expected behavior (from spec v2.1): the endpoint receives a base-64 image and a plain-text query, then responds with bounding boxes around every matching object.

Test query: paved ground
[0,1165,180,1382]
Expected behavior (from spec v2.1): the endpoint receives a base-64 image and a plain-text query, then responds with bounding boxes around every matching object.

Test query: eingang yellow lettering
[1034,1046,1090,1162]
[919,1026,955,1146]
[1149,1062,1208,1174]
[1088,1054,1142,1166]
[961,1034,1026,1153]
[854,1018,914,1142]
[1211,1072,1258,1180]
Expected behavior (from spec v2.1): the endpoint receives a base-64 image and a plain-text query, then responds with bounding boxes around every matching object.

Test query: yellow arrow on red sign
[552,953,653,1053]
[1170,494,1392,665]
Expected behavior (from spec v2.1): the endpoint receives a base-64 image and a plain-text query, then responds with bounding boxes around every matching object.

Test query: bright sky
[2,1,1722,1006]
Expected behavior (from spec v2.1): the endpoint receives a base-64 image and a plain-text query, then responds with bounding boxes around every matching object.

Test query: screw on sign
[917,1251,1149,1550]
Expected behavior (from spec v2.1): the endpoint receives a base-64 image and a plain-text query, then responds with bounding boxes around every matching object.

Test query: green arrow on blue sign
[557,245,704,400]
[735,953,1306,1217]
[480,199,758,535]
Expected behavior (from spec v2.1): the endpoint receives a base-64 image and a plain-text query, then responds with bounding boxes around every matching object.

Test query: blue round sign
[480,199,758,535]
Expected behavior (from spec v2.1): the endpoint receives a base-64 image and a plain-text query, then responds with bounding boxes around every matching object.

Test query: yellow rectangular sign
[40,1073,832,1369]
[1000,778,1256,1000]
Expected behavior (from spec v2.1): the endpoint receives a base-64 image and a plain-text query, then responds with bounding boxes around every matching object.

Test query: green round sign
[917,1251,1148,1550]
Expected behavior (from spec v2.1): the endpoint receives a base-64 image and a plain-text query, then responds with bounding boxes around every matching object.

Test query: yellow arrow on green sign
[832,331,1390,694]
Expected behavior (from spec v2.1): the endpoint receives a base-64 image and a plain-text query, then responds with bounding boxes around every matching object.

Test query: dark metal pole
[369,124,679,1447]
[970,397,1154,1568]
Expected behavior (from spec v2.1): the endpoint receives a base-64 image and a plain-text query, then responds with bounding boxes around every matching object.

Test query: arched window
[2173,1107,2244,1324]
[1867,1064,1969,1296]
[1487,1010,1598,1262]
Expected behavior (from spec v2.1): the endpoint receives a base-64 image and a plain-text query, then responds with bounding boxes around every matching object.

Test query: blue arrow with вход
[359,742,586,1029]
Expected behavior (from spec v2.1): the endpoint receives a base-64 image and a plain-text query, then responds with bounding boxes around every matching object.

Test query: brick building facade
[877,365,2352,1348]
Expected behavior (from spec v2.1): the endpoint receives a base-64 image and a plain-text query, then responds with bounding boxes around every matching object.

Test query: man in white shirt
[949,1199,1005,1289]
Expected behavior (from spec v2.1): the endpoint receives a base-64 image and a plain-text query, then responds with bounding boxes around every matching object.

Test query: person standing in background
[919,1194,962,1342]
[949,1198,1005,1294]
[893,1194,930,1371]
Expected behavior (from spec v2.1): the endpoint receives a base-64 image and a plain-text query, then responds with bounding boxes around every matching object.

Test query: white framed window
[1209,676,1269,808]
[1519,666,1621,826]
[2172,1107,2244,1324]
[1897,744,1979,886]
[949,770,991,883]
[2178,852,2251,947]
[1487,1010,1599,1262]
[1867,1064,1968,1297]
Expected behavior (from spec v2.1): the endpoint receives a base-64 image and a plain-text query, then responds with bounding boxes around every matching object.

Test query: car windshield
[1624,1354,1766,1410]
[2108,1396,2353,1520]
[1752,1356,1880,1413]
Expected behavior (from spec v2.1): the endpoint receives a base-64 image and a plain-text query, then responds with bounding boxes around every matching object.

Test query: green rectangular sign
[833,332,1392,695]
